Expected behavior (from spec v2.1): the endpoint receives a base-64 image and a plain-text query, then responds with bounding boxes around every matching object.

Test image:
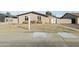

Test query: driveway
[62,24,79,29]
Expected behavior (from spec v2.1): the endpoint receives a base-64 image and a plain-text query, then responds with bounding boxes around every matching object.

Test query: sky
[0,11,75,17]
[0,0,79,17]
[1,11,79,17]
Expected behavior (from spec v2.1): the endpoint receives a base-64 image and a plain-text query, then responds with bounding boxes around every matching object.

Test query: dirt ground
[0,24,78,47]
[0,24,77,33]
[14,24,79,33]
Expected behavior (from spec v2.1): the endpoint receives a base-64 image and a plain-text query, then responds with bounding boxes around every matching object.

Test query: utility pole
[28,16,31,30]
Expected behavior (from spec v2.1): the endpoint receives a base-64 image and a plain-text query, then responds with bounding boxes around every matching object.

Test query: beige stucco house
[0,14,18,24]
[17,11,57,24]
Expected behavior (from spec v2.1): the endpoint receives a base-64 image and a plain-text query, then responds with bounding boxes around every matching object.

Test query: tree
[46,11,52,24]
[6,12,11,16]
[46,11,52,16]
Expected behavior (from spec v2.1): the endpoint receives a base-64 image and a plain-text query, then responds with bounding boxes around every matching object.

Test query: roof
[61,13,79,19]
[17,11,58,19]
[70,13,79,17]
[0,13,6,16]
[17,11,48,17]
[5,15,17,18]
[0,13,17,18]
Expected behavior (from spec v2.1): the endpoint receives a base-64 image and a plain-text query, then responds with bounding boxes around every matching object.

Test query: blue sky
[0,11,78,17]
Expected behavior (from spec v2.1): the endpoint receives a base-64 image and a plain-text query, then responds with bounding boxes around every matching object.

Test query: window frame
[37,16,41,21]
[25,16,28,21]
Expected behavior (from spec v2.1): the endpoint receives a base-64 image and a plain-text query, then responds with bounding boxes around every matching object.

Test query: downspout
[48,16,51,24]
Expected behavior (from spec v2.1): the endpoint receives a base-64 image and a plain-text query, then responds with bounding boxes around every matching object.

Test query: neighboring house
[57,17,71,24]
[17,11,57,24]
[5,16,18,24]
[61,13,79,24]
[0,13,6,22]
[0,13,18,24]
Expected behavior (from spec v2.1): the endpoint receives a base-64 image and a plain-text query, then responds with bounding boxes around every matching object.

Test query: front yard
[17,24,78,33]
[0,24,78,34]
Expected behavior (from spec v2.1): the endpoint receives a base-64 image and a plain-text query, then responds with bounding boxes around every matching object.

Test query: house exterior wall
[50,16,57,24]
[57,19,71,24]
[18,13,50,24]
[5,17,18,24]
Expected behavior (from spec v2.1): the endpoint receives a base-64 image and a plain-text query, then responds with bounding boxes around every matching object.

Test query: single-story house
[0,13,18,24]
[5,16,18,24]
[61,13,79,24]
[17,11,57,24]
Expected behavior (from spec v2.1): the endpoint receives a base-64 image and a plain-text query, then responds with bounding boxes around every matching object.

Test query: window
[37,16,42,24]
[25,16,28,21]
[37,16,41,21]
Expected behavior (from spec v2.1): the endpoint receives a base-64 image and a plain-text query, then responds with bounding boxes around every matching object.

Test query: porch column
[28,16,31,30]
